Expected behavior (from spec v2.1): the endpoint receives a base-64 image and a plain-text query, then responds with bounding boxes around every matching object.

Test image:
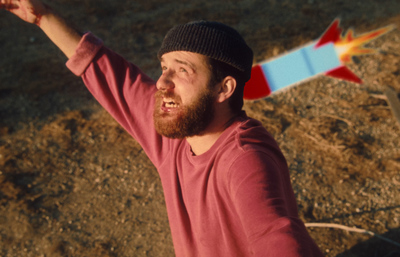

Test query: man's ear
[216,76,236,103]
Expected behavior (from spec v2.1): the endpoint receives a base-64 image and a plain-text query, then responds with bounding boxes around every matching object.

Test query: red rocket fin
[315,19,342,48]
[325,66,362,84]
[243,65,271,100]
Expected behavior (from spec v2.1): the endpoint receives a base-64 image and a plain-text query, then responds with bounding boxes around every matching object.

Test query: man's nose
[156,72,175,91]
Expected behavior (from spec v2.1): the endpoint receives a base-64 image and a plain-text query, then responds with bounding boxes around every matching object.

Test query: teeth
[163,98,178,108]
[165,102,178,108]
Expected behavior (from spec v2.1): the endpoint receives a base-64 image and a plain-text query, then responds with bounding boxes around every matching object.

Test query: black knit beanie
[157,21,253,82]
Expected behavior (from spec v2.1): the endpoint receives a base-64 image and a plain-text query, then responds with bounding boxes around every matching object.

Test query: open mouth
[162,98,180,111]
[164,100,178,108]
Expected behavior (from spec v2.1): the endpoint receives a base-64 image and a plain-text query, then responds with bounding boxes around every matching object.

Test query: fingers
[0,5,19,11]
[0,0,18,11]
[1,0,48,25]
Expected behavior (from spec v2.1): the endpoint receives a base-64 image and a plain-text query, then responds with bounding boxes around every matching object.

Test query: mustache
[154,90,181,102]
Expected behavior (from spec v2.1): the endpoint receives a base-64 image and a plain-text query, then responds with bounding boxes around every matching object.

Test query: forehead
[160,51,209,69]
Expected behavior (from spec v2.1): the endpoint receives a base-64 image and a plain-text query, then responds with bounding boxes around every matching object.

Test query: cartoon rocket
[243,19,394,100]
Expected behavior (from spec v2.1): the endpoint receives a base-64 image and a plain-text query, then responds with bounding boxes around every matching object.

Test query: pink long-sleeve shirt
[66,33,324,257]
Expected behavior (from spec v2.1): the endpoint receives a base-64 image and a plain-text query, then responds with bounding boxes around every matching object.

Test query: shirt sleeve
[228,151,324,257]
[66,33,103,76]
[65,32,170,167]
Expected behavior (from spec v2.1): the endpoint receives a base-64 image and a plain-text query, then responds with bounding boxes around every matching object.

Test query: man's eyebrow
[174,59,196,69]
[159,57,196,69]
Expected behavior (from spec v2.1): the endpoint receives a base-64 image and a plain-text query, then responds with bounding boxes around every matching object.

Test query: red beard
[153,89,215,139]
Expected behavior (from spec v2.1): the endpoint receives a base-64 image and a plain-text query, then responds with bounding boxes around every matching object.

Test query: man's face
[153,51,217,139]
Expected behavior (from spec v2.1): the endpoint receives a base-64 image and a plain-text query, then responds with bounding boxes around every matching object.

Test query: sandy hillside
[1,0,400,256]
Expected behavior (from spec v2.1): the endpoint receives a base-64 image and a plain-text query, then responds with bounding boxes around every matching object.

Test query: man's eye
[180,68,187,73]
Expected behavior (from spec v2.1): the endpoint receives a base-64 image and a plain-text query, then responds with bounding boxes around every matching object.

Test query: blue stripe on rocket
[261,42,340,93]
[244,19,362,100]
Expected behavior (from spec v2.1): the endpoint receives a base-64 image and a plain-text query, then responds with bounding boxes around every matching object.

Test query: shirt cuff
[66,32,103,76]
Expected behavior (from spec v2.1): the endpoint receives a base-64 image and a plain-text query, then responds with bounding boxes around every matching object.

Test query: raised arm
[1,0,81,58]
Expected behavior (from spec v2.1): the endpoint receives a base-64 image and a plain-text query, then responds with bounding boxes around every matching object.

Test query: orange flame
[334,25,395,63]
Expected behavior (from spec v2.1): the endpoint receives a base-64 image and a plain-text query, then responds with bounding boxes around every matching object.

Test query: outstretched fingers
[1,0,47,25]
[0,0,19,11]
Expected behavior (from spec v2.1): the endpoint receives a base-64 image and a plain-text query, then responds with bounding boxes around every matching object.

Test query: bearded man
[1,0,324,256]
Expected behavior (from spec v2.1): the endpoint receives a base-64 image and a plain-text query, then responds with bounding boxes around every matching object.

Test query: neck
[186,109,238,156]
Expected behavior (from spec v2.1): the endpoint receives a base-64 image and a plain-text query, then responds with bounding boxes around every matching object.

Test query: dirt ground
[1,0,400,256]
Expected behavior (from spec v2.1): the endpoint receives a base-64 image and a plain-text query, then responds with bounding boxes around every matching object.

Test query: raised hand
[0,0,48,26]
[1,0,82,58]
